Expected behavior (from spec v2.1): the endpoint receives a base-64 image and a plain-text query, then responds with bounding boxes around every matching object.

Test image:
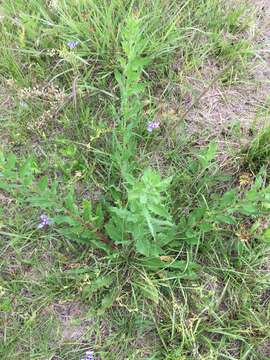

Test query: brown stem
[66,210,117,250]
[84,222,118,250]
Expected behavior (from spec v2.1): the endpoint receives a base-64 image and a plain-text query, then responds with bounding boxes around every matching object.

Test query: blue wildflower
[81,350,94,360]
[67,41,79,49]
[147,121,160,133]
[37,214,52,229]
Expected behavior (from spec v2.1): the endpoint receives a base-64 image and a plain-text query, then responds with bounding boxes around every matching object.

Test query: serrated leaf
[110,207,130,220]
[167,270,199,280]
[51,180,59,195]
[37,176,48,192]
[159,176,173,190]
[56,226,83,238]
[148,203,170,219]
[156,227,176,246]
[19,158,35,179]
[199,222,213,232]
[90,238,112,253]
[246,189,261,201]
[143,209,155,239]
[131,57,150,69]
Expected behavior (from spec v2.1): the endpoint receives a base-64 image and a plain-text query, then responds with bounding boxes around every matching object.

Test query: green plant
[106,168,175,257]
[112,16,150,178]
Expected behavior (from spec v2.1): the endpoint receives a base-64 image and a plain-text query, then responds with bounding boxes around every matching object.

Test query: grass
[1,0,270,359]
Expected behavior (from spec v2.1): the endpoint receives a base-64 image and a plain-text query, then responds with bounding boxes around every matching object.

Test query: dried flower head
[18,83,67,129]
[239,172,253,187]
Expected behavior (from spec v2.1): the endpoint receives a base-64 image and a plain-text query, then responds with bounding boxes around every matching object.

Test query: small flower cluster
[147,121,160,133]
[81,350,94,360]
[67,41,79,49]
[37,214,52,229]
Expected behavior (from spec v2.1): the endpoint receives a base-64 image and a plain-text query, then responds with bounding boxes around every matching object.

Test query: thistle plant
[112,17,150,178]
[107,17,177,256]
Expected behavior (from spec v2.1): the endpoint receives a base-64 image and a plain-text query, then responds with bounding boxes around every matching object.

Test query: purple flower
[147,121,160,133]
[37,214,52,229]
[81,350,94,360]
[67,41,79,49]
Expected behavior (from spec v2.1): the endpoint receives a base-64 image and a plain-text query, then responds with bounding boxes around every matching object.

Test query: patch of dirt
[167,0,270,167]
[225,340,241,358]
[0,81,16,148]
[0,190,13,207]
[52,301,93,342]
[258,340,270,358]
